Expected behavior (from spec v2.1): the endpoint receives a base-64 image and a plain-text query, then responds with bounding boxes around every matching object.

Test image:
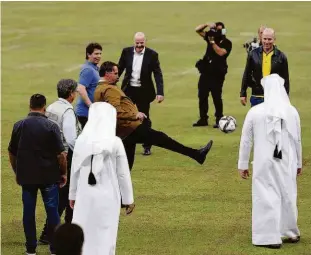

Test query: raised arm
[195,23,210,38]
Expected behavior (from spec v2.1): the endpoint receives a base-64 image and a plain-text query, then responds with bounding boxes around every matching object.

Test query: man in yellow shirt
[240,28,290,107]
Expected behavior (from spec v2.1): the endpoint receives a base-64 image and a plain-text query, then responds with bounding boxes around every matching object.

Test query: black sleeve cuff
[240,91,247,97]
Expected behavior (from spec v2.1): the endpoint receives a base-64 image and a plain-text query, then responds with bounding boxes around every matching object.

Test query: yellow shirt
[262,50,273,77]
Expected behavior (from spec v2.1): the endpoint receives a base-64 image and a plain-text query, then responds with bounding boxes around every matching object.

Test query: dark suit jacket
[118,47,164,103]
[240,46,289,97]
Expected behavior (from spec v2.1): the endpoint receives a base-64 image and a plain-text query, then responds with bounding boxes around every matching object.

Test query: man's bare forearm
[58,152,67,176]
[78,84,92,107]
[211,43,227,56]
[195,23,208,32]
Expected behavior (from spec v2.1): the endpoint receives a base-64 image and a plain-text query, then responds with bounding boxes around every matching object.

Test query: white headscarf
[261,74,297,154]
[71,102,117,176]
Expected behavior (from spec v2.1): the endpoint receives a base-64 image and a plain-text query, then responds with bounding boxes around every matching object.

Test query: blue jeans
[250,95,264,107]
[22,184,60,253]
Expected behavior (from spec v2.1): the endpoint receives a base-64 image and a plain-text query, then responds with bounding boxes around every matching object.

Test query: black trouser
[77,116,88,129]
[122,120,199,170]
[198,73,225,123]
[41,149,73,237]
[125,86,152,150]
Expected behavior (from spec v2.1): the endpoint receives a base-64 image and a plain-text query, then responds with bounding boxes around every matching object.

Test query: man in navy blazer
[118,32,164,156]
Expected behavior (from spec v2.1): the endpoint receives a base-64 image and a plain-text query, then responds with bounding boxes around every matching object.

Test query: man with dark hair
[39,79,82,244]
[118,32,164,156]
[76,42,102,128]
[94,61,213,171]
[240,28,290,107]
[8,94,67,255]
[193,21,232,128]
[54,223,84,255]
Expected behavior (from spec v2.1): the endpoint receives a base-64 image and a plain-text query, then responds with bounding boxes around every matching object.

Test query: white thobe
[238,104,302,245]
[69,137,134,255]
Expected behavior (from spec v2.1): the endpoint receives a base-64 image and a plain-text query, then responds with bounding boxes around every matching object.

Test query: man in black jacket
[240,28,290,107]
[8,94,67,255]
[118,32,164,156]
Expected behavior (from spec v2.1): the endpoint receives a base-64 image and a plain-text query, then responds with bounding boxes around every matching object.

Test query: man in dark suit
[118,32,164,156]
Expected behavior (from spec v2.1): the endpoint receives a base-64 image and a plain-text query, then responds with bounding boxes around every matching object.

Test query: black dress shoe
[196,140,213,164]
[283,236,300,243]
[255,244,281,249]
[143,148,151,156]
[193,119,208,127]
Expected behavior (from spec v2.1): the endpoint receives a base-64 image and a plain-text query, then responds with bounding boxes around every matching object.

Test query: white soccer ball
[219,116,237,133]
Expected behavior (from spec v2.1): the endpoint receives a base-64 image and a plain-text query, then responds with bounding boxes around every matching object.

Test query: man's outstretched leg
[126,120,213,165]
[148,129,213,164]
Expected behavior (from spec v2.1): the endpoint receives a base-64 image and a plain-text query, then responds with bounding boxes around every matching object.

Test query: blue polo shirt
[76,61,100,117]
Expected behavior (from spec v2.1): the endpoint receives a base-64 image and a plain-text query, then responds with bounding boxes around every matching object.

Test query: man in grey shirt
[40,79,81,244]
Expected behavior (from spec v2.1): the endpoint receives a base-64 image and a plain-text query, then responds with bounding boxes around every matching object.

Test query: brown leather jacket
[94,81,142,139]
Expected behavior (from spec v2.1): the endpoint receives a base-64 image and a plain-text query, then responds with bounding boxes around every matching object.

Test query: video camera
[243,37,260,53]
[206,27,223,43]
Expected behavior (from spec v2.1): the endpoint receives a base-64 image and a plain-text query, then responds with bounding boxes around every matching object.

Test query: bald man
[118,32,164,156]
[240,28,290,107]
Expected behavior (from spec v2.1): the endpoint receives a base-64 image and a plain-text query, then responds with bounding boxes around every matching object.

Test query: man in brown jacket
[94,61,213,170]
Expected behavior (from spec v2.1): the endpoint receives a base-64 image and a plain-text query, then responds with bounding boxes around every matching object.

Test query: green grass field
[2,2,311,255]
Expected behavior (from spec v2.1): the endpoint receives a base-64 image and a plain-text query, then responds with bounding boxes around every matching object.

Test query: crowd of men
[7,24,303,255]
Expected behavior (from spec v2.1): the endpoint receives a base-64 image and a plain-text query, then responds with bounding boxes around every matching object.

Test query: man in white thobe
[238,74,302,249]
[69,102,135,255]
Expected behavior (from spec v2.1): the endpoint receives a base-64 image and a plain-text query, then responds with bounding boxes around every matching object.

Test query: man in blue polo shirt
[76,42,102,128]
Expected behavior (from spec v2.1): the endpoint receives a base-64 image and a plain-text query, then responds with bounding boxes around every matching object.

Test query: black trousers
[122,120,199,170]
[125,86,152,150]
[41,149,73,237]
[77,116,88,129]
[198,73,225,123]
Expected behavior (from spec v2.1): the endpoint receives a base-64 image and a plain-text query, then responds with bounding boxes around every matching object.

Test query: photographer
[193,22,232,128]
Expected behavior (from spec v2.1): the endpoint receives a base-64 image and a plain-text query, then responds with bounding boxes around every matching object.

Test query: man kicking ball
[94,61,213,170]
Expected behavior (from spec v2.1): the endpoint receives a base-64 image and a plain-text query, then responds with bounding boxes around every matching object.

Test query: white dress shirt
[59,98,77,151]
[130,47,145,87]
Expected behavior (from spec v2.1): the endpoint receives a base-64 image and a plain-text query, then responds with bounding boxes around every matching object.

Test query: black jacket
[8,112,65,185]
[240,46,289,97]
[118,47,164,103]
